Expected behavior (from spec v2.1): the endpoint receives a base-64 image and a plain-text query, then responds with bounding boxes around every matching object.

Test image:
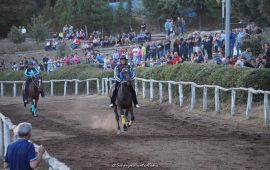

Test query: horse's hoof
[128,120,133,127]
[117,130,121,135]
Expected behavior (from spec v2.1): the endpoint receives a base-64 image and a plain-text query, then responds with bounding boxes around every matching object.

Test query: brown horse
[22,76,43,117]
[109,68,135,134]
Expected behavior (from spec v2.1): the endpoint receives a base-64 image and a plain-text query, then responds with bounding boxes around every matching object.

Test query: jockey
[109,55,140,108]
[24,62,45,103]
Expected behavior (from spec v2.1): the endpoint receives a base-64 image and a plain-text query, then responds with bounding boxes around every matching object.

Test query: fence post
[105,79,108,95]
[191,85,196,111]
[0,120,3,158]
[96,79,100,95]
[231,90,236,116]
[101,79,105,95]
[168,82,172,104]
[179,84,183,107]
[150,80,154,101]
[86,80,89,95]
[203,87,208,112]
[135,79,138,96]
[13,83,16,97]
[63,81,67,96]
[3,122,10,156]
[142,81,146,99]
[1,82,3,96]
[245,90,253,119]
[264,93,269,124]
[159,82,163,104]
[109,79,113,89]
[215,87,220,113]
[75,80,78,96]
[50,81,54,96]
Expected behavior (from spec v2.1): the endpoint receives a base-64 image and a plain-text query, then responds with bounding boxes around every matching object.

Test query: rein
[31,77,41,89]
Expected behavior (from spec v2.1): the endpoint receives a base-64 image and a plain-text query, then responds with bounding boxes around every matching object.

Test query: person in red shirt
[173,52,182,65]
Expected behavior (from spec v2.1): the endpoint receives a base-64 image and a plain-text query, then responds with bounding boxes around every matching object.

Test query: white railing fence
[0,77,269,124]
[0,112,70,170]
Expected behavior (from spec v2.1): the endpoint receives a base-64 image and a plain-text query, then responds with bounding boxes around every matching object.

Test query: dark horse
[22,76,43,117]
[109,68,135,134]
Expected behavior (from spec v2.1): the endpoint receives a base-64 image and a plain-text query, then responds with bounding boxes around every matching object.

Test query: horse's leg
[125,110,129,127]
[31,100,34,116]
[128,107,135,127]
[34,99,38,117]
[119,107,127,131]
[114,106,120,134]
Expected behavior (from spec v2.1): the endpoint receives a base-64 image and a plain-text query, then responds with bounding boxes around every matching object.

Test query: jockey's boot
[121,115,126,125]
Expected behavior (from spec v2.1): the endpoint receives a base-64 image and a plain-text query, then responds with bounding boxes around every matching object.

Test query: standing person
[236,29,246,56]
[230,30,236,56]
[42,56,49,72]
[141,21,146,32]
[4,122,45,170]
[164,19,170,36]
[177,17,185,36]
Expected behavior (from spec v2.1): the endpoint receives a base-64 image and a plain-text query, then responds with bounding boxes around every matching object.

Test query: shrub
[240,34,269,57]
[7,26,25,44]
[57,42,68,57]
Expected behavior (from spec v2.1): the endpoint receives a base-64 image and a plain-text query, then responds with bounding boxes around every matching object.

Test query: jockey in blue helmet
[24,62,45,103]
[109,55,140,108]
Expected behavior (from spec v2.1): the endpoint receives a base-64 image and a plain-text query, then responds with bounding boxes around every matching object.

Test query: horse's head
[121,68,131,85]
[33,76,43,92]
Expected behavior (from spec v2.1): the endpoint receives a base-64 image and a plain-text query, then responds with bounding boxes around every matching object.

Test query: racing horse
[22,76,43,117]
[109,68,135,134]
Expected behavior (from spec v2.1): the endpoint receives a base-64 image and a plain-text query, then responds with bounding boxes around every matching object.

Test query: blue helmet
[28,61,33,65]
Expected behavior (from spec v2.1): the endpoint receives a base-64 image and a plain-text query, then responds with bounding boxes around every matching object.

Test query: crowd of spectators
[2,21,270,73]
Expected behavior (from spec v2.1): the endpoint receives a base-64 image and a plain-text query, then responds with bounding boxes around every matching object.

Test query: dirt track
[1,95,270,170]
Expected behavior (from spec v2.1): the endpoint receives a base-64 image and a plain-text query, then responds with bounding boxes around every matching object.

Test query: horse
[22,76,43,117]
[109,68,135,134]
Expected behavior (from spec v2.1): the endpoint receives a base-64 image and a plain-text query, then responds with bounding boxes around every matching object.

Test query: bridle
[31,76,42,89]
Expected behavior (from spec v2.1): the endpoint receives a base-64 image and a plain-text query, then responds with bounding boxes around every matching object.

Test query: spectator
[21,26,27,34]
[163,37,171,54]
[141,21,146,32]
[71,38,81,50]
[213,52,222,65]
[177,17,186,36]
[173,52,182,65]
[241,47,252,62]
[179,38,188,61]
[164,19,170,35]
[230,30,236,56]
[4,122,45,170]
[194,51,204,63]
[236,29,246,56]
[96,53,104,64]
[262,55,270,68]
[241,56,254,68]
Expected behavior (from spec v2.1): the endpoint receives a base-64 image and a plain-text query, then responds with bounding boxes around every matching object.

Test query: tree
[7,26,25,44]
[29,16,49,42]
[0,0,42,37]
